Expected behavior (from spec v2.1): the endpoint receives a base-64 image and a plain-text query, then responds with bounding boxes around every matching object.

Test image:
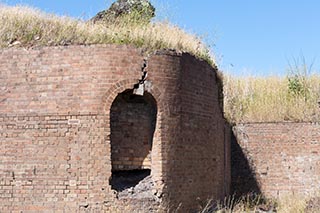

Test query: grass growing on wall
[0,5,213,64]
[223,74,320,124]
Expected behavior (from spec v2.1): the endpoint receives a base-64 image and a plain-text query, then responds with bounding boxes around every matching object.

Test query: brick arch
[103,79,164,189]
[103,79,162,114]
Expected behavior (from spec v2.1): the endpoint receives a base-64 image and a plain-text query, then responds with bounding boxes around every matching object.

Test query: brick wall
[0,113,109,212]
[0,45,228,212]
[232,122,320,198]
[161,53,230,211]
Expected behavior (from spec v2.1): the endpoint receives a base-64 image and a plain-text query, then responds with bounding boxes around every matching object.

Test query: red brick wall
[232,123,320,198]
[162,53,230,211]
[0,45,228,212]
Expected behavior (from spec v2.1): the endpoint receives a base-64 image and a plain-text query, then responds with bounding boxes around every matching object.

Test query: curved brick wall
[0,45,229,212]
[232,122,320,198]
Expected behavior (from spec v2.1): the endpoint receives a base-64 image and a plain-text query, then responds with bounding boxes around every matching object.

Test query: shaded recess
[109,89,157,192]
[231,132,261,198]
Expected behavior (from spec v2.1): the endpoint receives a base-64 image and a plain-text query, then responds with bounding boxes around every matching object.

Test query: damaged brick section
[0,45,228,212]
[133,58,149,96]
[109,88,159,204]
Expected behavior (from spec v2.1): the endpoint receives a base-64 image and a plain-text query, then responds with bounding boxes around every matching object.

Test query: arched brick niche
[109,89,157,191]
[110,89,157,171]
[103,79,164,199]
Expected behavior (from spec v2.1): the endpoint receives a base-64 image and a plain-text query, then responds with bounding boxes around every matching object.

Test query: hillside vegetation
[0,5,212,64]
[224,74,320,124]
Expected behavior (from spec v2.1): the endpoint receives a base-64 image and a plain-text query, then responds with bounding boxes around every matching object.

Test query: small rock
[91,0,155,24]
[8,40,21,47]
[305,197,320,213]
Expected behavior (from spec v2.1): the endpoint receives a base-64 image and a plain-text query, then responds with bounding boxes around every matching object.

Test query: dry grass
[276,194,308,213]
[200,193,320,213]
[223,74,320,124]
[0,5,213,64]
[203,194,275,213]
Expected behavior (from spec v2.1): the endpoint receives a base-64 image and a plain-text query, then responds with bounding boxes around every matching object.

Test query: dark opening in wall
[110,169,151,192]
[109,90,157,192]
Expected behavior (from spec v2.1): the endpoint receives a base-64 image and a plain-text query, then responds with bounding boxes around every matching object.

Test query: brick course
[0,45,228,212]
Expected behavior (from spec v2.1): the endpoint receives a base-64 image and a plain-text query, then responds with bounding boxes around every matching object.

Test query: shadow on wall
[230,131,262,199]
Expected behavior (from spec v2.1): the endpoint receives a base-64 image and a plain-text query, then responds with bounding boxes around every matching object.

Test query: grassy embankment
[0,5,212,64]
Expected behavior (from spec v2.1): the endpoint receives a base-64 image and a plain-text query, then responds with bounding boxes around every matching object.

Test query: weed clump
[199,194,276,213]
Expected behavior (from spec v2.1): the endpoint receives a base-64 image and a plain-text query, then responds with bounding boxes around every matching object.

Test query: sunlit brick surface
[0,45,228,212]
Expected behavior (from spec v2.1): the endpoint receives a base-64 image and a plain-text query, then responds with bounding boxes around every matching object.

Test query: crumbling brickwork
[0,45,228,212]
[232,122,320,198]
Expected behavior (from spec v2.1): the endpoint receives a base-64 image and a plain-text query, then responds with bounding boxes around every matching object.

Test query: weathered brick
[0,44,227,212]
